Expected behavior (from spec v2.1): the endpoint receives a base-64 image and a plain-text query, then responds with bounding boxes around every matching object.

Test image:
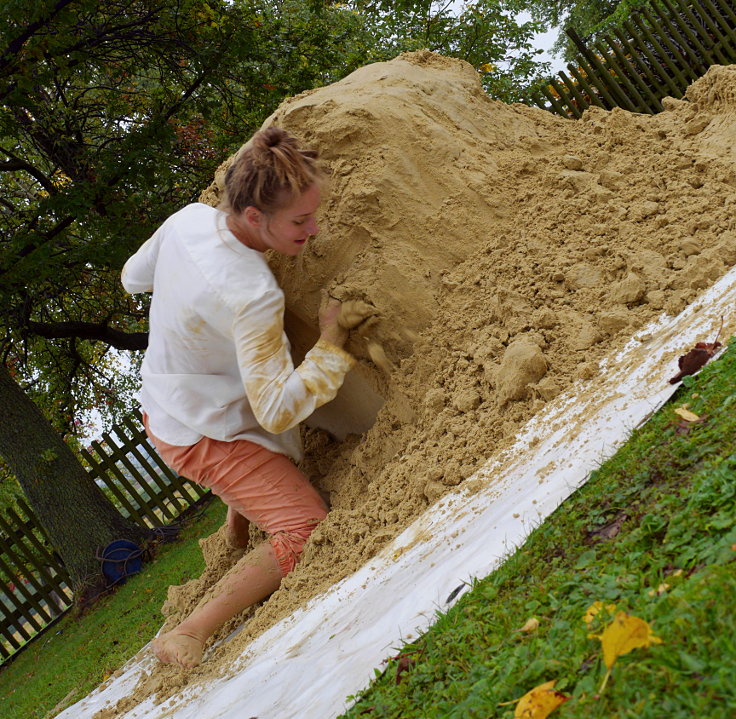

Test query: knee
[270,519,323,577]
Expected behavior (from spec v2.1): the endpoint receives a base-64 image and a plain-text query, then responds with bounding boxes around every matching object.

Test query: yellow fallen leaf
[582,601,617,625]
[519,617,540,633]
[513,680,569,719]
[648,582,670,597]
[674,407,700,422]
[595,612,663,670]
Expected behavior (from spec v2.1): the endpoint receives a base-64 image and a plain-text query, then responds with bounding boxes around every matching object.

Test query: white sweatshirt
[121,203,355,460]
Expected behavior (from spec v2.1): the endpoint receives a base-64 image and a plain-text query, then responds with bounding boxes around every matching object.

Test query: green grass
[0,497,227,719]
[2,341,735,719]
[339,339,736,719]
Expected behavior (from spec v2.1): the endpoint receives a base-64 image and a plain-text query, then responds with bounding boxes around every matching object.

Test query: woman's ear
[243,205,262,228]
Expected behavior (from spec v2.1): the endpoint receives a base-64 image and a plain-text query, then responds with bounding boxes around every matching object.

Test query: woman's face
[246,183,321,257]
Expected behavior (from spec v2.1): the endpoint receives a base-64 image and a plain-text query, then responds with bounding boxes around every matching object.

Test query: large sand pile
[103,52,736,713]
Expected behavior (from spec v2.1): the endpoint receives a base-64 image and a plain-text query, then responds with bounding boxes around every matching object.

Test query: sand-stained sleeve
[121,227,164,294]
[233,290,355,435]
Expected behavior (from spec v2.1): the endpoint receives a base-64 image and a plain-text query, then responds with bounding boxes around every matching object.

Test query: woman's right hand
[318,294,348,348]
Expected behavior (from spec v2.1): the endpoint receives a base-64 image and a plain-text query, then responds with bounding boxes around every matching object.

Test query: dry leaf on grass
[518,617,540,633]
[648,582,670,597]
[582,601,617,625]
[591,611,663,692]
[586,512,627,544]
[384,651,421,685]
[669,317,724,384]
[674,406,700,422]
[595,612,663,669]
[511,680,569,719]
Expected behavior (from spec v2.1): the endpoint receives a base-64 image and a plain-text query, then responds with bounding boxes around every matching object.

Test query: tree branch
[0,151,57,195]
[27,320,148,350]
[0,0,77,72]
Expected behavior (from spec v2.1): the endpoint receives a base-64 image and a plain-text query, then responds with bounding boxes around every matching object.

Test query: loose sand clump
[102,55,736,714]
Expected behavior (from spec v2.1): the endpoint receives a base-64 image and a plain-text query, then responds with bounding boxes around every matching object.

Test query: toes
[152,632,204,668]
[152,636,173,663]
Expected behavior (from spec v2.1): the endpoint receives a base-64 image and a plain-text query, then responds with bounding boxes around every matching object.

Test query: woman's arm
[233,291,354,435]
[121,226,165,294]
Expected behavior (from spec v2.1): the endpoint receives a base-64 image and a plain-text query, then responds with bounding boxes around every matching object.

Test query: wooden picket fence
[531,0,736,118]
[0,409,209,663]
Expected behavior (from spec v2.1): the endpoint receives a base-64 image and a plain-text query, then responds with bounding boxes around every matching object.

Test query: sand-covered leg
[153,541,282,667]
[225,506,251,549]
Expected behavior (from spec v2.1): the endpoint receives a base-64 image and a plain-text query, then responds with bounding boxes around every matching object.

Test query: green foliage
[0,0,378,437]
[350,1,551,101]
[523,0,653,60]
[0,460,23,514]
[340,339,736,717]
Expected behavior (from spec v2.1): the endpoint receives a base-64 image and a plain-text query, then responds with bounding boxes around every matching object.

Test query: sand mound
[105,52,736,713]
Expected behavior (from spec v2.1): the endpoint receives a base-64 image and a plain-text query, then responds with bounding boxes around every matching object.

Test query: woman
[122,126,354,668]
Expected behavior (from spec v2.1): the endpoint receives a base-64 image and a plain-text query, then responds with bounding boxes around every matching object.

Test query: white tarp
[60,265,736,719]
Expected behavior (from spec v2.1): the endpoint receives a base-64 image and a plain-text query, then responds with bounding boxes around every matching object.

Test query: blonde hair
[221,126,322,216]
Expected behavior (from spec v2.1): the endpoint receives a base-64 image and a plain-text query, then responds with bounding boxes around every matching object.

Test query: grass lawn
[339,339,736,718]
[1,340,734,719]
[0,497,227,719]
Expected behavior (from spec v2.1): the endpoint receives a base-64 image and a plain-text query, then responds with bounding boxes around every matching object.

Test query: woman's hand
[318,294,348,348]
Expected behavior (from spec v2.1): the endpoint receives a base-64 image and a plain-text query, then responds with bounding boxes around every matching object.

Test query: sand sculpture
[100,51,736,714]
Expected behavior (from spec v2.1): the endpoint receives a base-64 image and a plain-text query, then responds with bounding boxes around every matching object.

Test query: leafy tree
[1,0,376,433]
[348,0,551,101]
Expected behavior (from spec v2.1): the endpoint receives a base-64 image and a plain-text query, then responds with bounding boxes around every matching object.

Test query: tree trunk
[0,363,149,599]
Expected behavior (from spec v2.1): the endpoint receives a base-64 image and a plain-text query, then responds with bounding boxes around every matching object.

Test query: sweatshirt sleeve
[233,289,355,435]
[121,226,165,294]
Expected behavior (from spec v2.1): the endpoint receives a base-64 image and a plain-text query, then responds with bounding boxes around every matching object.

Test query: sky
[518,10,568,74]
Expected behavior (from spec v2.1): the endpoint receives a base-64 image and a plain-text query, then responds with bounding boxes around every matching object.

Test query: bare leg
[225,506,250,549]
[152,541,282,668]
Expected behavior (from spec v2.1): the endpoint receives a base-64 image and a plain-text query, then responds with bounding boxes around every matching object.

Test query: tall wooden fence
[0,410,209,663]
[532,0,736,118]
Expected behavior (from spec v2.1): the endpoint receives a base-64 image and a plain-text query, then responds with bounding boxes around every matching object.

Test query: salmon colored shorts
[143,416,327,577]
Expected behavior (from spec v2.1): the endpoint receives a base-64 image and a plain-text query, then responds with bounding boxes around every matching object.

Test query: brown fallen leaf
[384,650,422,685]
[669,317,723,384]
[511,680,569,719]
[587,511,628,544]
[395,654,416,685]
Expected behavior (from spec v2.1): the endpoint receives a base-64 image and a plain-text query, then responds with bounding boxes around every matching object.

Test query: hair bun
[222,126,322,215]
[265,132,282,148]
[250,127,288,168]
[260,126,286,149]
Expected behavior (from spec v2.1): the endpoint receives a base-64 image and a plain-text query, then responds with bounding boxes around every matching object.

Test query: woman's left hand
[318,294,348,348]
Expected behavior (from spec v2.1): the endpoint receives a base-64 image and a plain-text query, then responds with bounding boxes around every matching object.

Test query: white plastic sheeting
[60,266,736,719]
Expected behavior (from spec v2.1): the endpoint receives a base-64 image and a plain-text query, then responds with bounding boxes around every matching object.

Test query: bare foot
[152,630,205,668]
[225,506,250,549]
